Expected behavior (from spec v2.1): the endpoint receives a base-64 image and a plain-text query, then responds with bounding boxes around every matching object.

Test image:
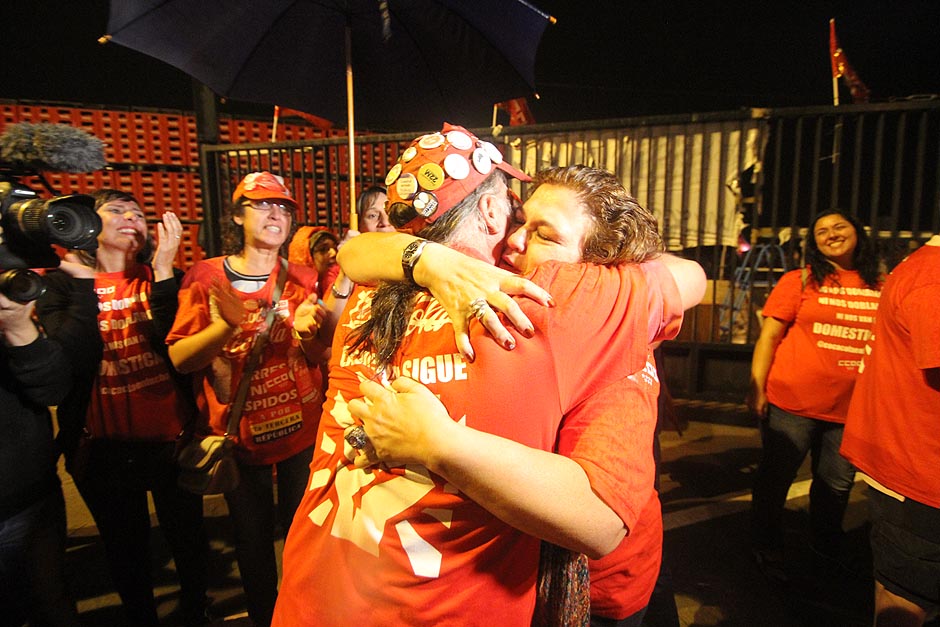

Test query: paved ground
[61,403,935,626]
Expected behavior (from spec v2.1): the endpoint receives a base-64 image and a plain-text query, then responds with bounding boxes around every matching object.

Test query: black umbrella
[100,0,553,224]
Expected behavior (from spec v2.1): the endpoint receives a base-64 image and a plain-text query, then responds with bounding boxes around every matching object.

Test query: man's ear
[233,215,244,227]
[478,193,505,235]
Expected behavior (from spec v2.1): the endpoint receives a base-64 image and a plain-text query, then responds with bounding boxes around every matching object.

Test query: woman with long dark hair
[748,209,882,580]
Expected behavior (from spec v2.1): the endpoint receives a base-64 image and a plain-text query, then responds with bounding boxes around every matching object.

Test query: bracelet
[401,239,429,284]
[331,283,352,299]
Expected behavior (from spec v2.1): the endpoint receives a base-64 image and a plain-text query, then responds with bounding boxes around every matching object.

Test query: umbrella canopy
[103,0,552,131]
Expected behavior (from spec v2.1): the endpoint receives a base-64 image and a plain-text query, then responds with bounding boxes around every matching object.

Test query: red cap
[232,171,297,205]
[385,123,530,233]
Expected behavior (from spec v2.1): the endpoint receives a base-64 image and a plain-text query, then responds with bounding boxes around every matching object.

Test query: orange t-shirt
[273,261,682,627]
[166,257,322,465]
[558,351,662,620]
[87,266,190,441]
[763,267,880,423]
[842,244,940,507]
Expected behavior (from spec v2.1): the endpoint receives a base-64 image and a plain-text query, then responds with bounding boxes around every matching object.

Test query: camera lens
[45,203,86,243]
[13,195,101,250]
[50,209,76,234]
[0,269,46,303]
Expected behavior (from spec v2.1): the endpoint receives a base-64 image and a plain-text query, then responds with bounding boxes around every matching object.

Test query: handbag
[177,258,289,495]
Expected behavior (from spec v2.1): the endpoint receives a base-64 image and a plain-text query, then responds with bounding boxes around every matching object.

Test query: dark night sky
[2,1,939,130]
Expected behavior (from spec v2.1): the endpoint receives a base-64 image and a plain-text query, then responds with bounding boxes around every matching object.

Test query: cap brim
[239,190,297,205]
[496,161,531,183]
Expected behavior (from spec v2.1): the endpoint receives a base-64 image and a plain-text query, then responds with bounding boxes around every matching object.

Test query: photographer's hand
[57,252,96,280]
[153,211,183,281]
[0,293,39,346]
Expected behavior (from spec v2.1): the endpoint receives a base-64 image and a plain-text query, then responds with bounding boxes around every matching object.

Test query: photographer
[0,226,99,627]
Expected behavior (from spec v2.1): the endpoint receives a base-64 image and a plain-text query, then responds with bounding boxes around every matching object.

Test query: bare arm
[338,232,552,360]
[348,377,625,558]
[657,253,707,311]
[747,316,788,418]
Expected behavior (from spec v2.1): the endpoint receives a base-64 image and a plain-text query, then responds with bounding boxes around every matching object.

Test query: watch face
[403,240,422,265]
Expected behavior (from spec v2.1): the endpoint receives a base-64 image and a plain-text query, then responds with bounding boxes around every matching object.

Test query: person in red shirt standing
[841,234,940,626]
[42,189,211,626]
[168,172,330,627]
[747,209,882,579]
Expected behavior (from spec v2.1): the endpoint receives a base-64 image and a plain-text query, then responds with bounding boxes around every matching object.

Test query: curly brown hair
[531,166,663,265]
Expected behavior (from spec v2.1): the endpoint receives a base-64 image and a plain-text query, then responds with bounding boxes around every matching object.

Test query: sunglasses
[243,200,294,216]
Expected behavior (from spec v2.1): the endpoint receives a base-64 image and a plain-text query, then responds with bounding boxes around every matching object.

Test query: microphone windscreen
[0,122,107,173]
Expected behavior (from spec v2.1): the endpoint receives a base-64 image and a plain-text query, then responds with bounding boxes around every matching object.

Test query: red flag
[276,106,334,130]
[495,97,536,126]
[829,19,870,104]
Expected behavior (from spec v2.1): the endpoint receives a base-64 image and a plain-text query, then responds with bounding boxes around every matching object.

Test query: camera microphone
[0,122,106,173]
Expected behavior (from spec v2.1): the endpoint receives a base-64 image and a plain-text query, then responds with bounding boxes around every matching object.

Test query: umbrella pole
[346,21,358,232]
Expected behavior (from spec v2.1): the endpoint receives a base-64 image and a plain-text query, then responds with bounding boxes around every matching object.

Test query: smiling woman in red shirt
[747,209,882,581]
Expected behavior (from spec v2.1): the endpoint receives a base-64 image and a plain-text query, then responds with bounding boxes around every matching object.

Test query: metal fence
[201,99,940,351]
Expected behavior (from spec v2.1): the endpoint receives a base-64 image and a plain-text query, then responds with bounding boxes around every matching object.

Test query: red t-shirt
[166,257,322,465]
[763,267,880,423]
[841,243,940,507]
[273,260,682,627]
[557,351,662,620]
[87,265,189,440]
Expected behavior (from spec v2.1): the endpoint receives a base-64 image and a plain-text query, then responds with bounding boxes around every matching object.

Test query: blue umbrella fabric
[103,0,552,131]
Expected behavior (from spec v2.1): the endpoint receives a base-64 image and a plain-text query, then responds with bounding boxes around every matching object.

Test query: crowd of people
[1,120,937,627]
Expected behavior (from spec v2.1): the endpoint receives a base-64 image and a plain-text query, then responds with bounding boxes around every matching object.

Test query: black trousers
[75,439,208,626]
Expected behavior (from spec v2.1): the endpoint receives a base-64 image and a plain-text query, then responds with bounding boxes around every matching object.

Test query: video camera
[0,179,101,302]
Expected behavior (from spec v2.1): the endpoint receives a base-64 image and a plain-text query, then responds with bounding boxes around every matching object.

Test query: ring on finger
[468,297,489,321]
[345,425,370,450]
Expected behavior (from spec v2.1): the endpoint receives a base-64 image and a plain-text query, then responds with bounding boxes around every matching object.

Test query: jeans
[0,490,80,627]
[224,445,314,627]
[751,404,856,554]
[590,606,647,627]
[75,439,208,626]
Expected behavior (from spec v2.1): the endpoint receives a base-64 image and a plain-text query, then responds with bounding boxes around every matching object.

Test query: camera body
[0,179,101,302]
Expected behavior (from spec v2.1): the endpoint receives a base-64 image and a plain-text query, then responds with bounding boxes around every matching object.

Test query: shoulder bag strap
[224,257,289,436]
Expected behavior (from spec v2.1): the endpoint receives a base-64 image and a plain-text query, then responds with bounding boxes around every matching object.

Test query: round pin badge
[401,146,418,162]
[481,141,504,164]
[395,172,419,199]
[412,191,439,217]
[416,162,445,190]
[471,147,492,175]
[385,163,402,186]
[446,130,473,151]
[443,153,470,180]
[387,201,417,228]
[418,133,445,150]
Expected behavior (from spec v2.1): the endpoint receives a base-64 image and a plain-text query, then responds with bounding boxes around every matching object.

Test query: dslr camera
[0,179,101,302]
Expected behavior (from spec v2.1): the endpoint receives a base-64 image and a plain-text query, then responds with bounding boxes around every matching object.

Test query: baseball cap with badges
[385,122,530,233]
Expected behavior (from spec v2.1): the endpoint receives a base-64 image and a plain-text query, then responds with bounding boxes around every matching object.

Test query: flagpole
[829,20,840,107]
[346,19,358,232]
[829,19,840,164]
[271,106,280,142]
